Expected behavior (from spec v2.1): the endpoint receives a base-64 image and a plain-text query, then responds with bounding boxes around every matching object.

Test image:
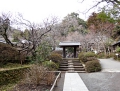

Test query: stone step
[73,64,83,66]
[68,63,73,65]
[59,68,85,71]
[58,68,68,71]
[68,68,74,70]
[61,62,68,64]
[60,66,84,68]
[60,65,68,67]
[74,66,84,68]
[68,61,73,63]
[62,58,79,60]
[60,63,68,65]
[74,68,85,71]
[75,62,80,63]
[59,67,85,71]
[66,71,86,73]
[59,58,86,72]
[72,61,80,62]
[59,67,74,69]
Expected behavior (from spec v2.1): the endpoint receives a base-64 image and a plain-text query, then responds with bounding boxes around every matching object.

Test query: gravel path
[55,58,120,91]
[78,58,120,91]
[99,58,120,72]
[79,73,120,91]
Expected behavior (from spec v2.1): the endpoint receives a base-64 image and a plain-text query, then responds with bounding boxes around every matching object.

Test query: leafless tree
[15,14,58,58]
[0,13,14,46]
[81,0,120,13]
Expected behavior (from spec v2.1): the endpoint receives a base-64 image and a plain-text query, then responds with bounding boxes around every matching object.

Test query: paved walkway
[54,73,65,91]
[63,73,89,91]
[55,58,120,91]
[79,72,120,91]
[99,58,120,72]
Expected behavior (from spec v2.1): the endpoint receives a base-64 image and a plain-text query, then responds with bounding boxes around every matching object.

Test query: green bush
[48,52,62,65]
[78,52,84,61]
[35,42,52,63]
[84,52,97,58]
[0,66,29,86]
[116,47,120,53]
[79,52,97,63]
[0,43,19,65]
[97,52,105,58]
[52,50,63,55]
[97,52,115,59]
[42,61,59,70]
[86,57,97,61]
[85,60,101,73]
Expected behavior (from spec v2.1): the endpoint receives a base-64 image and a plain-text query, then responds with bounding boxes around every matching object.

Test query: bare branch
[86,1,103,13]
[82,0,120,13]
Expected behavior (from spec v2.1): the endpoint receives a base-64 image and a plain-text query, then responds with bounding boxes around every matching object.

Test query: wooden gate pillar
[74,46,76,58]
[63,47,66,58]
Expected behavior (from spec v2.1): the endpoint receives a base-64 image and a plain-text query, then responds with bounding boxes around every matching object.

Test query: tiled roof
[59,41,81,47]
[112,41,120,46]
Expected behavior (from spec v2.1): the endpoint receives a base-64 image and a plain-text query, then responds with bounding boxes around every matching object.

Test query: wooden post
[74,46,76,58]
[63,47,66,58]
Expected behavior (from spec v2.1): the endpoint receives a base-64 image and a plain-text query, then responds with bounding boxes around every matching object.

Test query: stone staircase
[58,58,86,73]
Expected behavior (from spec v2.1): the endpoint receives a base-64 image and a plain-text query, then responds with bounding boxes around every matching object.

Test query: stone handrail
[50,71,61,91]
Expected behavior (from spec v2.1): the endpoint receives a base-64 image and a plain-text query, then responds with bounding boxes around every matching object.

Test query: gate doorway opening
[59,42,81,58]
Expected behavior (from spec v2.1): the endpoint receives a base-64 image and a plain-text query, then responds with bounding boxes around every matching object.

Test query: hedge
[0,66,30,86]
[0,42,19,65]
[42,61,59,70]
[79,52,97,63]
[48,52,62,65]
[85,60,101,73]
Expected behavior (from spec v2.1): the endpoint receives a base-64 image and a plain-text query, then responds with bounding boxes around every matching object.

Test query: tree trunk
[2,34,13,46]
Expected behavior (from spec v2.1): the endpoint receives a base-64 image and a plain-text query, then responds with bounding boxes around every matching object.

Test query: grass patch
[0,66,30,86]
[0,82,18,91]
[0,63,31,71]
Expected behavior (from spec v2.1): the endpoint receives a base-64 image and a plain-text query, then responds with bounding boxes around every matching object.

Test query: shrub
[24,65,55,86]
[24,65,47,86]
[97,52,105,58]
[79,52,97,63]
[48,52,62,65]
[85,60,101,73]
[86,57,97,61]
[42,61,59,70]
[52,50,63,55]
[116,47,120,53]
[46,72,55,86]
[0,43,19,65]
[35,42,52,63]
[0,66,29,86]
[78,52,84,61]
[97,52,115,59]
[105,54,113,58]
[84,52,97,58]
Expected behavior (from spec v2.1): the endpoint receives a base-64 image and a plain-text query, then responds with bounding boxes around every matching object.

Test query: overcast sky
[0,0,105,23]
